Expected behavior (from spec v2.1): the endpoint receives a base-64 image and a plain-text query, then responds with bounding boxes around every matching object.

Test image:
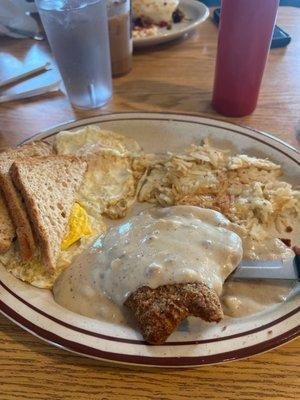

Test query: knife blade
[0,62,52,89]
[0,79,61,103]
[229,254,300,281]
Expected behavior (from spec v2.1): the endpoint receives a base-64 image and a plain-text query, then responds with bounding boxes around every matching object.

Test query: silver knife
[230,254,300,281]
[0,62,52,89]
[2,25,45,41]
[0,79,61,103]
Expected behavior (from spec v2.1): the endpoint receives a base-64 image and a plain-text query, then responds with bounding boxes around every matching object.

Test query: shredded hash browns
[134,139,300,239]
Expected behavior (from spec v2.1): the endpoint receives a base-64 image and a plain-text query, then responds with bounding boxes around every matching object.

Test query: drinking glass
[107,0,132,77]
[35,0,112,109]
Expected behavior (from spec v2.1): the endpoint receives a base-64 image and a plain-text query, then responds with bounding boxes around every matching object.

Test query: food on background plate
[133,0,180,25]
[0,125,299,344]
[133,24,160,39]
[132,0,185,38]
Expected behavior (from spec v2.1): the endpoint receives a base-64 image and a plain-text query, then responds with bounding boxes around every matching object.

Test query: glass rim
[35,0,107,11]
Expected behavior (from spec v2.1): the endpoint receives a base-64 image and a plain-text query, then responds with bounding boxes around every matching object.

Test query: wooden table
[0,6,299,400]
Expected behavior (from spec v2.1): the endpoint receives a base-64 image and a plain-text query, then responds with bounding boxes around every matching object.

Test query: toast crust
[0,192,15,253]
[10,155,87,272]
[0,174,36,260]
[0,141,52,259]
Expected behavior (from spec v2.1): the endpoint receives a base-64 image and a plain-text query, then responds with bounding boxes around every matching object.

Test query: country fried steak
[124,282,223,344]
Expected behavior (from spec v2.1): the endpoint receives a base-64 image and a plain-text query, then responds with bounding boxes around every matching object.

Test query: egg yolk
[61,203,92,250]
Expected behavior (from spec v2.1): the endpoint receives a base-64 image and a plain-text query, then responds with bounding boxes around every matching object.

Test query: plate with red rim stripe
[0,112,299,367]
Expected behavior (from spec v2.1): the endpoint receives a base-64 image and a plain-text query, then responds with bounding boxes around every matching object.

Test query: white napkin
[0,0,40,38]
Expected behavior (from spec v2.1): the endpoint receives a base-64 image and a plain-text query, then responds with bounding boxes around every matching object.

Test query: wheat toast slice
[0,141,52,259]
[10,155,87,272]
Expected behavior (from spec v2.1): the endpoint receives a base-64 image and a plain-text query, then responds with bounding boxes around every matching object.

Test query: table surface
[0,6,299,400]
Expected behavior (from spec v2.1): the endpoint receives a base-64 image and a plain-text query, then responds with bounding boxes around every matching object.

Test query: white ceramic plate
[133,0,209,48]
[0,112,299,367]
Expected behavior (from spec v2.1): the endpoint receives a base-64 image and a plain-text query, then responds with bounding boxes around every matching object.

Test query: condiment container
[212,0,279,117]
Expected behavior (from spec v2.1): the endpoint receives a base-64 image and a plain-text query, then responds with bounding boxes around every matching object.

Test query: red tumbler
[212,0,279,117]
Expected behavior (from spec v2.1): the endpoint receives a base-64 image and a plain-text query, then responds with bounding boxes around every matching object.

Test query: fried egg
[61,203,93,250]
[55,125,141,220]
[77,152,136,220]
[55,125,141,156]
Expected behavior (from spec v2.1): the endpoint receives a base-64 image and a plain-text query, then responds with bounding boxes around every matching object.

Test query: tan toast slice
[0,192,15,253]
[10,156,87,272]
[0,141,52,259]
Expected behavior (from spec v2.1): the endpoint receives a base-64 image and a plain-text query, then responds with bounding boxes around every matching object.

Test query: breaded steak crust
[125,282,223,344]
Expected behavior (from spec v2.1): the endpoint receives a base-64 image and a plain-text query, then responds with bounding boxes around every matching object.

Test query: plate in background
[133,0,209,48]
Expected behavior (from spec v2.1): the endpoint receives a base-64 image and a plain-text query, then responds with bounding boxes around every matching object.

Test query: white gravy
[53,206,298,324]
[221,280,296,318]
[221,237,297,317]
[53,251,125,323]
[54,206,243,321]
